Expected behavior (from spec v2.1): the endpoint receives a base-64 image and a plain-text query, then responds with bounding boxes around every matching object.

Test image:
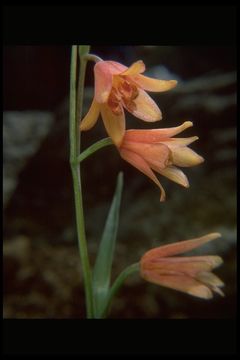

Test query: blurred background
[3,46,236,319]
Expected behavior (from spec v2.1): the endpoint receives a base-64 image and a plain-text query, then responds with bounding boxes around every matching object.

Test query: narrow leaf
[92,172,123,316]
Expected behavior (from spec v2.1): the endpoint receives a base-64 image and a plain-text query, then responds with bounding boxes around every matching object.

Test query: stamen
[118,81,132,98]
[123,98,137,112]
[130,84,139,100]
[108,91,122,116]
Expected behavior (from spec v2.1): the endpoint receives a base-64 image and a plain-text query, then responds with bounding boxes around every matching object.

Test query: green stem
[69,45,94,318]
[84,54,103,63]
[77,137,113,163]
[101,263,140,318]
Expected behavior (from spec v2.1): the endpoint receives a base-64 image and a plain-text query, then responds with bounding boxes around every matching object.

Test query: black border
[3,5,236,45]
[3,319,237,356]
[3,4,238,357]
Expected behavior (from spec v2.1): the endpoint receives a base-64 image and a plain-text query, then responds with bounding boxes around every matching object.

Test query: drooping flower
[118,121,204,201]
[140,233,224,299]
[80,60,177,146]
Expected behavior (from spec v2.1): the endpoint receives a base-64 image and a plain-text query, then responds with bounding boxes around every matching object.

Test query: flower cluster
[80,58,224,299]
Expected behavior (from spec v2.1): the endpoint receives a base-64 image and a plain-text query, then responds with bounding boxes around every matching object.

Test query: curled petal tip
[160,194,166,202]
[183,121,193,128]
[207,232,222,241]
[198,155,205,164]
[170,80,178,87]
[213,287,225,297]
[187,285,213,299]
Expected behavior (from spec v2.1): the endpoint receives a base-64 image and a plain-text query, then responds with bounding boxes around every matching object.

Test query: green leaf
[78,45,91,57]
[92,172,123,317]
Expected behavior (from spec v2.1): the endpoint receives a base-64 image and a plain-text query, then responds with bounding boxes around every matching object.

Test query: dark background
[3,45,236,319]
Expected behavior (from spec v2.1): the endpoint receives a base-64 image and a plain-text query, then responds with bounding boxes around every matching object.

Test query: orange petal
[106,61,128,73]
[144,256,223,275]
[122,141,170,171]
[156,166,189,188]
[120,60,145,76]
[143,233,222,258]
[80,98,100,131]
[100,103,125,147]
[124,89,162,122]
[171,147,204,167]
[94,62,113,103]
[133,73,177,92]
[141,271,213,299]
[120,148,166,201]
[122,121,193,143]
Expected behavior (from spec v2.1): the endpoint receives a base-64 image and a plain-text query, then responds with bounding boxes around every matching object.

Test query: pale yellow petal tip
[191,136,199,142]
[183,121,193,129]
[206,232,222,241]
[198,155,205,164]
[213,287,225,297]
[180,176,189,188]
[188,285,213,299]
[170,80,178,88]
[137,60,145,66]
[208,256,224,268]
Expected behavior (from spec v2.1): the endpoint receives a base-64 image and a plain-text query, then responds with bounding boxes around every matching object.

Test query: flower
[140,233,224,299]
[80,60,177,146]
[118,121,204,201]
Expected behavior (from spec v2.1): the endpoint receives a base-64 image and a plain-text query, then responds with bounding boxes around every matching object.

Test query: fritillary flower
[140,233,224,299]
[80,60,177,146]
[118,121,204,201]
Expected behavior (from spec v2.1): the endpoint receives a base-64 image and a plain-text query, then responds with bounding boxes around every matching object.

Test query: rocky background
[3,46,236,318]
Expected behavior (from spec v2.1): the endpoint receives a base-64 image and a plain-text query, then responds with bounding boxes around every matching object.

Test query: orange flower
[118,121,204,201]
[140,233,224,299]
[80,60,177,146]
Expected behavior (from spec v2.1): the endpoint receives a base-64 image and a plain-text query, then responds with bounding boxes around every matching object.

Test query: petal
[94,62,113,103]
[133,73,177,92]
[141,271,213,299]
[142,233,222,258]
[120,148,166,201]
[123,121,193,143]
[163,136,199,147]
[106,61,128,73]
[124,89,162,122]
[156,166,189,187]
[143,256,223,275]
[122,141,170,170]
[94,61,127,103]
[120,60,145,76]
[80,98,100,131]
[171,147,204,167]
[100,103,125,147]
[197,271,225,288]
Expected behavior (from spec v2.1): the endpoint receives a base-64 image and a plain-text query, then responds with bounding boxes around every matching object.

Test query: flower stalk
[69,45,94,318]
[77,137,113,163]
[100,262,140,318]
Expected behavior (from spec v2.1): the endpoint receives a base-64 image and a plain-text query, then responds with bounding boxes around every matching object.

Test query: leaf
[78,45,91,57]
[92,172,123,317]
